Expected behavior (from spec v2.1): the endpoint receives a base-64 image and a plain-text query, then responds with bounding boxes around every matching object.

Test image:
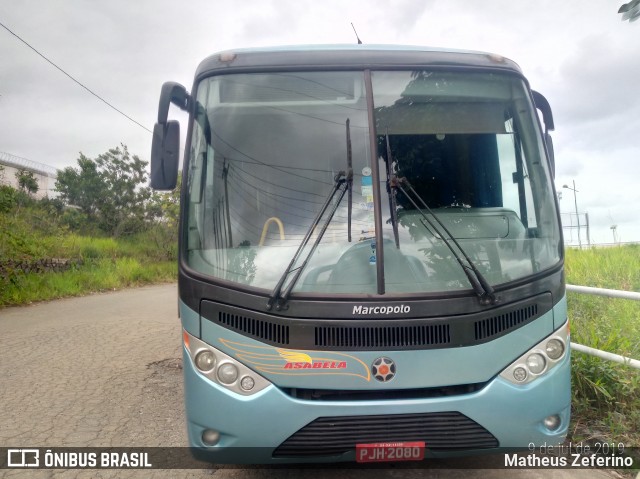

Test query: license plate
[356,441,425,463]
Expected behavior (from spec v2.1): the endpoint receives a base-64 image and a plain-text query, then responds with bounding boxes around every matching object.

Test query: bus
[150,45,569,464]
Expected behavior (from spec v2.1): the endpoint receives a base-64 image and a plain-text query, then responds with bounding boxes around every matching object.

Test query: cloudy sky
[0,0,638,244]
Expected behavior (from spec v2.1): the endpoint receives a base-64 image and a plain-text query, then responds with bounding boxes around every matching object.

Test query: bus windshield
[185,70,561,296]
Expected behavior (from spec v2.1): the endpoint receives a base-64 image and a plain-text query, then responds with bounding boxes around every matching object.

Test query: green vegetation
[55,145,158,236]
[0,146,179,307]
[2,257,176,305]
[15,168,39,196]
[565,245,640,446]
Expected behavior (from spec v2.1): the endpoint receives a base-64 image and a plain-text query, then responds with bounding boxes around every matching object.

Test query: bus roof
[195,44,523,79]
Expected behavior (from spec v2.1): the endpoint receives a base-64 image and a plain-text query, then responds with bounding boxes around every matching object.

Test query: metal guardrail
[567,283,640,370]
[571,343,640,369]
[567,284,640,301]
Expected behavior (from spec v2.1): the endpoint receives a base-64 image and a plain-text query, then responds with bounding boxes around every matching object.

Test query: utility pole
[563,181,581,249]
[585,212,591,248]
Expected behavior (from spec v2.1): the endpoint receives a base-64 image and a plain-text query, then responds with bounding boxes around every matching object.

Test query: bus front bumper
[182,346,571,464]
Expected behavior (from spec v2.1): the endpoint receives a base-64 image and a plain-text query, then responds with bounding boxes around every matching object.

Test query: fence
[567,284,640,370]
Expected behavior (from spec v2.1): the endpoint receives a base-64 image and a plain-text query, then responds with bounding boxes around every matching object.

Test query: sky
[0,0,638,245]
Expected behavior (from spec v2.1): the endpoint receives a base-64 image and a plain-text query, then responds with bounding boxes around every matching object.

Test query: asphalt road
[0,284,619,479]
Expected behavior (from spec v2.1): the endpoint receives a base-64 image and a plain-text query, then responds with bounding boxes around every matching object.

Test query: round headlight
[513,366,527,382]
[195,350,216,372]
[545,339,565,360]
[240,376,256,391]
[217,363,239,384]
[202,429,220,446]
[543,415,561,431]
[526,353,546,374]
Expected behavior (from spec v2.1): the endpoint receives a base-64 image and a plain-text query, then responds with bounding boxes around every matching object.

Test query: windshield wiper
[267,170,352,311]
[395,178,497,305]
[385,131,400,249]
[346,119,353,243]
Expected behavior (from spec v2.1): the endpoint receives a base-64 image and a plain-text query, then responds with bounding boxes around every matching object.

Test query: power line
[0,20,152,134]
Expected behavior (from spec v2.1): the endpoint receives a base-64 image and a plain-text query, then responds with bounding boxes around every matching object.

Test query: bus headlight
[526,353,546,374]
[543,415,561,431]
[500,321,568,385]
[195,350,216,372]
[240,376,256,391]
[545,339,564,360]
[183,329,271,396]
[513,367,527,382]
[217,363,239,384]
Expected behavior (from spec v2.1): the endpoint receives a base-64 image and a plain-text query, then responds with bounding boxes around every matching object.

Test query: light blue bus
[150,45,569,464]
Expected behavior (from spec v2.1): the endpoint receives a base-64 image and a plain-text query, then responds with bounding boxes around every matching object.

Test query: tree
[147,172,181,225]
[93,145,151,236]
[15,169,39,196]
[55,145,152,236]
[0,185,17,213]
[146,173,181,260]
[55,154,103,220]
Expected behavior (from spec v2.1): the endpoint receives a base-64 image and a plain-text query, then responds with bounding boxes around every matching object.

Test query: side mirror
[150,82,190,190]
[531,91,554,131]
[150,120,180,190]
[532,91,556,178]
[545,131,555,179]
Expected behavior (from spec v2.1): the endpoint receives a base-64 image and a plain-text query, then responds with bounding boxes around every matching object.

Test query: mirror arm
[531,91,556,178]
[158,82,190,124]
[531,90,554,132]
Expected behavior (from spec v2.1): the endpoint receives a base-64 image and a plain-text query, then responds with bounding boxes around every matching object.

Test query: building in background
[0,151,58,199]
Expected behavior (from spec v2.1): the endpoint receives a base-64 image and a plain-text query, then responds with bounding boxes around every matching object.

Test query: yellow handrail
[259,217,285,246]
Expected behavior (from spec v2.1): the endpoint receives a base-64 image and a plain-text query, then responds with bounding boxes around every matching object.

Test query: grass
[1,259,177,305]
[0,211,178,307]
[565,245,640,448]
[566,244,640,291]
[61,235,120,260]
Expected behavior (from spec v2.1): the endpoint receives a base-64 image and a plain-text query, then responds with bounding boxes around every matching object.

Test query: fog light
[546,339,565,360]
[202,429,220,446]
[217,363,239,384]
[543,415,561,431]
[195,350,216,372]
[513,366,527,382]
[240,376,255,391]
[526,353,546,374]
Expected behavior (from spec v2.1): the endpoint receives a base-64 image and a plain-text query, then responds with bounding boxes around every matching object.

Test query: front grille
[315,323,450,348]
[281,383,487,401]
[474,304,538,341]
[200,293,550,351]
[217,311,290,345]
[273,412,498,458]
